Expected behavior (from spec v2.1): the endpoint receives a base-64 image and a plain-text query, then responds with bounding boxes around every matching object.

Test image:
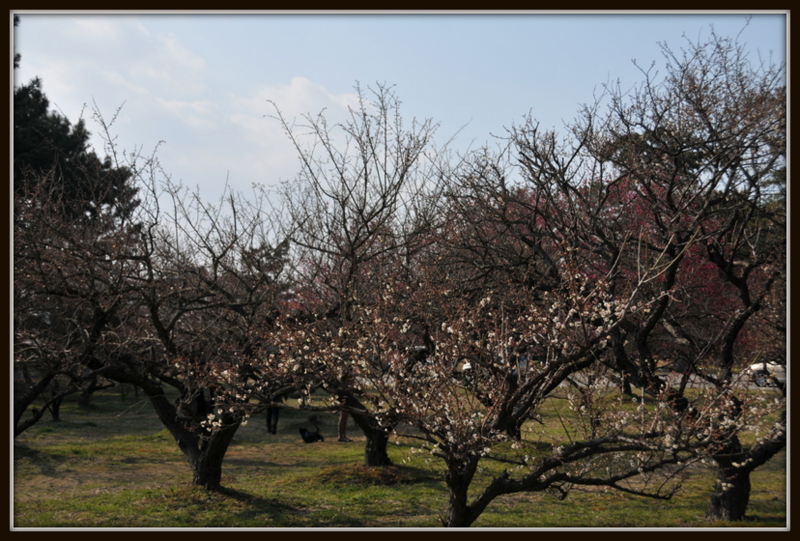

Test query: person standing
[266,404,280,435]
[337,410,352,442]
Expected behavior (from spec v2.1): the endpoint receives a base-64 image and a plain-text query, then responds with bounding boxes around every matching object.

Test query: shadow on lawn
[218,486,301,520]
[215,486,372,527]
[14,443,72,477]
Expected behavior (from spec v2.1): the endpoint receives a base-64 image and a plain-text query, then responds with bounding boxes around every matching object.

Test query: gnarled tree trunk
[443,457,480,527]
[361,423,391,467]
[706,413,786,522]
[181,417,241,491]
[341,391,393,467]
[706,460,751,521]
[141,380,242,491]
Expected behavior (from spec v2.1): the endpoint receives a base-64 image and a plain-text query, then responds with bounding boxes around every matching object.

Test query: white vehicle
[742,362,786,387]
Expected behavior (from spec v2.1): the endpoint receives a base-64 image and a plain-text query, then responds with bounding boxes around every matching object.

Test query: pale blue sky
[12,11,787,203]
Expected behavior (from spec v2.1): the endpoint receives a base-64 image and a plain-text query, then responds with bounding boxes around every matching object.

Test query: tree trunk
[363,427,391,467]
[443,458,480,527]
[14,371,58,436]
[46,378,64,421]
[704,416,786,522]
[177,416,241,491]
[78,377,113,407]
[445,483,472,527]
[705,434,750,522]
[78,377,97,407]
[189,454,224,490]
[706,463,751,521]
[138,380,241,492]
[340,391,392,467]
[188,447,224,490]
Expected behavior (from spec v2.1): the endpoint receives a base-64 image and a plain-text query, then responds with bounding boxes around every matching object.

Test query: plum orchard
[15,28,784,525]
[241,30,784,526]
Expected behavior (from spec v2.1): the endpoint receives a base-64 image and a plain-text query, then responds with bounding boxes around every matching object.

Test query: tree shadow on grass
[216,486,310,526]
[14,443,72,477]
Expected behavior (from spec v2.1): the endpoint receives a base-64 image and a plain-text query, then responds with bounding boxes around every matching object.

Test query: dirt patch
[303,462,437,487]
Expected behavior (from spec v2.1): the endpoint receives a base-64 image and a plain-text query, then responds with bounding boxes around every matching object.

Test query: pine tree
[13,77,138,222]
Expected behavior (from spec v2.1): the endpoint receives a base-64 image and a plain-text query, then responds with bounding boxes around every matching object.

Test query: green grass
[13,388,786,528]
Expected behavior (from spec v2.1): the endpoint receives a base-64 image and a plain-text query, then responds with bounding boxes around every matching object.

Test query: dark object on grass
[299,427,324,443]
[299,414,324,443]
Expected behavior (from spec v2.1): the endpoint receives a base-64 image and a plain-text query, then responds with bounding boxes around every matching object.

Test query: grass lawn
[13,387,787,529]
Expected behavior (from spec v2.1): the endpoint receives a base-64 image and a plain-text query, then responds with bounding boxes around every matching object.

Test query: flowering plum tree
[254,29,785,526]
[509,28,786,521]
[288,199,763,527]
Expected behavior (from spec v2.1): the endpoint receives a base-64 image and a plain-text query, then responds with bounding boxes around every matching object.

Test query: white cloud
[124,32,207,94]
[267,76,359,118]
[156,97,214,115]
[63,17,121,43]
[101,70,150,97]
[225,77,362,185]
[230,76,359,118]
[125,41,206,95]
[155,98,217,129]
[160,32,206,72]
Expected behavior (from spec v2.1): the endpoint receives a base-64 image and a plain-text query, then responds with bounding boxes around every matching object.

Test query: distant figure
[266,406,280,435]
[462,361,475,386]
[337,411,352,442]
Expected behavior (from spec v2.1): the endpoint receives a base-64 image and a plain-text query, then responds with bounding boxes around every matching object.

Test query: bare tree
[264,82,448,466]
[14,129,290,489]
[14,173,139,435]
[100,171,289,490]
